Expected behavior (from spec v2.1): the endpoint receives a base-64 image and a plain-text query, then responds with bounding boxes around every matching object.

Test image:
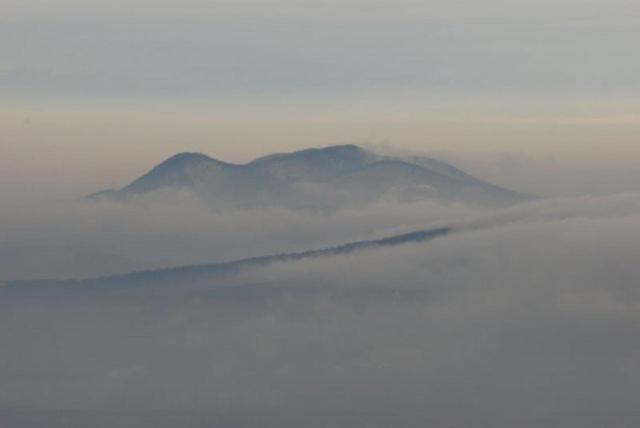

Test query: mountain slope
[87,145,528,209]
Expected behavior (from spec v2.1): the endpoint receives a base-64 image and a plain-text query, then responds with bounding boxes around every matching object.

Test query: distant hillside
[87,145,529,209]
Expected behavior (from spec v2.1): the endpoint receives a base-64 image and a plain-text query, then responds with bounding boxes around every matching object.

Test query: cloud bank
[2,193,640,427]
[0,191,480,280]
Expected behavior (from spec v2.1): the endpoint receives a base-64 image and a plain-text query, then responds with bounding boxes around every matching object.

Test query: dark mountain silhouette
[87,145,528,209]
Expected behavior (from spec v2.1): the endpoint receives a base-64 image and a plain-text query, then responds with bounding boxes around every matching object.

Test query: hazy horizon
[3,0,640,201]
[3,94,640,201]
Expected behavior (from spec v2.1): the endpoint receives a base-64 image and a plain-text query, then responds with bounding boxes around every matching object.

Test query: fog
[0,190,482,280]
[2,193,640,427]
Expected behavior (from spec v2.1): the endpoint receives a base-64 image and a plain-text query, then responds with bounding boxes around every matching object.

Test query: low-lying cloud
[0,191,481,280]
[2,193,640,427]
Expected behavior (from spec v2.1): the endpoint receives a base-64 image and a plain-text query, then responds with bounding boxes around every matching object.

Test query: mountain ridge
[87,144,529,209]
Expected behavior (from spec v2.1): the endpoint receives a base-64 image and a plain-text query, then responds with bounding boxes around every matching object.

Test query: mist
[2,193,640,427]
[0,189,483,280]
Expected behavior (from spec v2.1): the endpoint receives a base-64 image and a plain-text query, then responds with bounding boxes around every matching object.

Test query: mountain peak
[159,152,216,167]
[250,144,369,165]
[321,144,365,153]
[115,152,225,195]
[300,144,369,158]
[147,151,231,176]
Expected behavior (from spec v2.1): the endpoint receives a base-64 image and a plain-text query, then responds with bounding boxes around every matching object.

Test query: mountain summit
[88,145,528,209]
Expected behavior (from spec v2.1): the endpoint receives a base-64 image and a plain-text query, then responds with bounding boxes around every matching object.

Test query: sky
[2,0,640,200]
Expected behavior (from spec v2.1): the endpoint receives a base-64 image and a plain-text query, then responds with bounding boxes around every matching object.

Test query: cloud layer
[2,193,640,427]
[0,192,479,279]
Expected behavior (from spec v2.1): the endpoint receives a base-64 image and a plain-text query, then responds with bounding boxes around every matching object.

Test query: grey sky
[2,0,640,96]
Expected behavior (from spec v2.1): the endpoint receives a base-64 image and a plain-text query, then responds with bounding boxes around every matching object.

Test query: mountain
[87,145,528,209]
